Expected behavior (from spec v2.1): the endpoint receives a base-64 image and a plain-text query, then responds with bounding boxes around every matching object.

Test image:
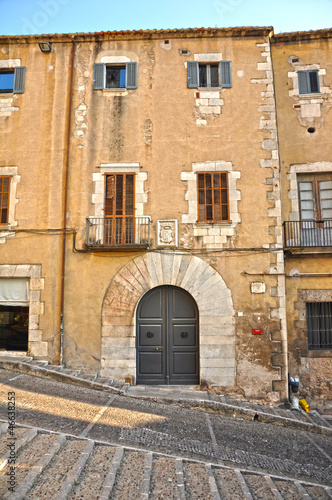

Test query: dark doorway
[0,305,29,351]
[136,285,199,385]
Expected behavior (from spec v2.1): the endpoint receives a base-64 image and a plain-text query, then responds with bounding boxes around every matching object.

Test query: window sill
[102,88,128,95]
[195,221,232,226]
[298,93,323,99]
[308,350,332,358]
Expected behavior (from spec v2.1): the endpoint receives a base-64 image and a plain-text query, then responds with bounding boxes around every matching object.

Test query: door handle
[181,331,188,338]
[147,331,154,338]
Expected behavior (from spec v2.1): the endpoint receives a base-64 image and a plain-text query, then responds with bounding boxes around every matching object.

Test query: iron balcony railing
[283,220,332,248]
[85,216,150,249]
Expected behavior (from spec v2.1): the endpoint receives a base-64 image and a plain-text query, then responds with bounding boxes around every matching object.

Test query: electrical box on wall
[252,328,263,335]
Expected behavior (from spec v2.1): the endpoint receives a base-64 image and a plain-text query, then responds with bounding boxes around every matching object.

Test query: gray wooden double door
[136,285,199,385]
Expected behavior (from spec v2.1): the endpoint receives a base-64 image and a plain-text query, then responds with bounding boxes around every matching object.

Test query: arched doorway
[136,285,199,385]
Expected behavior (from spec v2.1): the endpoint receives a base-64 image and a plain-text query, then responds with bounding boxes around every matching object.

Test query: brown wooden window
[0,176,10,225]
[197,172,229,222]
[104,173,135,245]
[298,174,332,221]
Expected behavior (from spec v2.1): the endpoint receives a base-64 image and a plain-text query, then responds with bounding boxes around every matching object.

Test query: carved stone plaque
[157,219,178,247]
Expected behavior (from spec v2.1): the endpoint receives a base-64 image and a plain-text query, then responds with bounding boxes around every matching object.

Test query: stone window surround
[288,162,332,221]
[0,166,20,244]
[0,264,47,357]
[92,163,148,218]
[295,289,332,358]
[181,160,241,248]
[288,64,327,98]
[99,56,133,96]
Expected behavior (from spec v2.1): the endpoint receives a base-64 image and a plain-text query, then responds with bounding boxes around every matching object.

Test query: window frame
[104,173,135,245]
[0,176,10,225]
[298,173,332,222]
[298,70,320,95]
[0,67,25,94]
[197,171,229,223]
[306,302,332,350]
[94,62,137,90]
[187,60,231,89]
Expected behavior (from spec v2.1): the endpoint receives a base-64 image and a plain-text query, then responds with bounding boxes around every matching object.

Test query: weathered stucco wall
[272,34,332,412]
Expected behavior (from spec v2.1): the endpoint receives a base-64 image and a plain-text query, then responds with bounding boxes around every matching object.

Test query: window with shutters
[104,173,135,245]
[0,176,10,225]
[306,302,332,350]
[298,70,320,95]
[94,62,137,90]
[298,174,332,221]
[197,172,229,222]
[188,61,231,88]
[0,67,25,94]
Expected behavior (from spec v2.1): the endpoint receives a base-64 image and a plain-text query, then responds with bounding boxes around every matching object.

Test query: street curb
[0,360,126,395]
[136,396,332,436]
[1,359,331,436]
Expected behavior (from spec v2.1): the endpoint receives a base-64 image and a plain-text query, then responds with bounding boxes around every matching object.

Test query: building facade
[0,26,330,409]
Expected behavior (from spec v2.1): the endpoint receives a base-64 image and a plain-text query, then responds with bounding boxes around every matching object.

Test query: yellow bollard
[299,398,311,413]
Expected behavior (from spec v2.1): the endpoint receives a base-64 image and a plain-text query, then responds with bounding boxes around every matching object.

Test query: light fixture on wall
[38,42,52,53]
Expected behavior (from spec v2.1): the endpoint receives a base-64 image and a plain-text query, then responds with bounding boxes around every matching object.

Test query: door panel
[136,285,199,385]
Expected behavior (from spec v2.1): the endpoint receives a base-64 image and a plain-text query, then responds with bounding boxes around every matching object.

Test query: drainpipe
[59,38,75,366]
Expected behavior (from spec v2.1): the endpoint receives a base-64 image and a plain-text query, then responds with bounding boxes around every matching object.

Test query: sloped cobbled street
[0,366,332,499]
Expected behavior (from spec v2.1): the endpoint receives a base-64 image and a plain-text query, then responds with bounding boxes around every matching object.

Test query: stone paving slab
[1,358,332,441]
[0,421,331,499]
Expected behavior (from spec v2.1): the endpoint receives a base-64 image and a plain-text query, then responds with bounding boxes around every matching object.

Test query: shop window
[0,278,29,351]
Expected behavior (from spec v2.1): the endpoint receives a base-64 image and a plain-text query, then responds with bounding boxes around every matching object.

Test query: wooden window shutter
[298,71,309,94]
[126,62,137,89]
[220,61,231,88]
[187,61,199,88]
[0,176,10,224]
[13,66,25,94]
[93,63,105,90]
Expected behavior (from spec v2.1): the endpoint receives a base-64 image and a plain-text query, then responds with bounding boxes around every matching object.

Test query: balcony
[85,216,150,250]
[284,220,332,249]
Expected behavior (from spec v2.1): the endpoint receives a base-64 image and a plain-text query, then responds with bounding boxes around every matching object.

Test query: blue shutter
[187,61,199,88]
[126,62,137,89]
[220,61,231,88]
[13,66,25,94]
[94,63,105,90]
[309,70,319,93]
[298,71,308,95]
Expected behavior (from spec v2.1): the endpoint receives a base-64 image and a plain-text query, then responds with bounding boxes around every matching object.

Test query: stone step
[0,427,37,472]
[0,426,331,499]
[23,438,92,498]
[110,448,151,499]
[0,432,66,500]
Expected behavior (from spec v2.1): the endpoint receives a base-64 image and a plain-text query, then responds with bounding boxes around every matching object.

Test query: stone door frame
[100,251,235,386]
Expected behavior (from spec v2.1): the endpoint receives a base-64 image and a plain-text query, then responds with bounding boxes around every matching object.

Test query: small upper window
[298,70,320,95]
[0,71,14,93]
[94,62,137,90]
[188,61,231,89]
[0,67,25,94]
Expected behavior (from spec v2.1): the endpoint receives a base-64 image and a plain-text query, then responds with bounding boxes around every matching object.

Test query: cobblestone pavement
[0,367,332,498]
